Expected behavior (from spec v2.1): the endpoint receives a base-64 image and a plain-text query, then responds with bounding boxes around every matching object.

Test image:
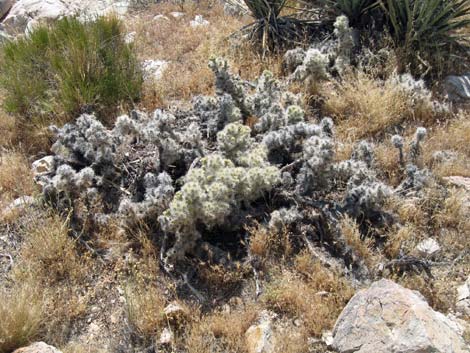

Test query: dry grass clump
[323,72,438,140]
[125,281,168,340]
[339,216,379,269]
[9,212,93,345]
[423,116,470,177]
[0,284,43,353]
[263,252,354,337]
[0,151,36,209]
[184,306,258,353]
[384,224,416,259]
[13,214,86,284]
[248,224,293,263]
[0,108,16,147]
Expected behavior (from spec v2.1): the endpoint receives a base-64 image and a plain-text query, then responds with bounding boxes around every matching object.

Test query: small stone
[321,331,334,347]
[169,11,184,18]
[190,14,209,27]
[1,196,35,220]
[153,14,169,21]
[159,327,174,345]
[245,311,275,353]
[456,277,470,316]
[163,302,185,319]
[416,238,441,257]
[13,342,63,353]
[444,176,470,192]
[142,59,168,81]
[32,155,55,178]
[124,31,136,44]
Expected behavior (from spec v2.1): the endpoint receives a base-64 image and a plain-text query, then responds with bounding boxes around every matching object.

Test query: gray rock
[0,0,14,20]
[32,155,56,178]
[13,342,63,353]
[444,176,470,192]
[456,277,470,317]
[416,238,441,257]
[189,14,209,28]
[245,312,275,353]
[444,73,470,101]
[1,195,35,219]
[3,0,129,34]
[142,59,168,81]
[332,279,470,353]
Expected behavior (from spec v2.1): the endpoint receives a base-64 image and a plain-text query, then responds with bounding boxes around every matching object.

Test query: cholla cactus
[284,48,306,73]
[159,132,280,263]
[334,15,354,74]
[292,48,330,82]
[40,56,435,275]
[391,128,431,195]
[268,207,302,232]
[345,180,392,218]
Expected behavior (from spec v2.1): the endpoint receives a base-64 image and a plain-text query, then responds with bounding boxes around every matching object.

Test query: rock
[456,277,470,317]
[0,0,14,20]
[189,15,208,27]
[3,0,129,34]
[444,73,470,102]
[223,0,248,17]
[169,11,183,18]
[142,59,168,81]
[13,342,63,353]
[32,155,56,178]
[153,14,169,21]
[245,311,275,353]
[416,238,441,257]
[124,31,135,44]
[163,302,186,320]
[3,0,68,32]
[444,176,470,192]
[321,331,334,347]
[332,279,470,353]
[1,195,34,220]
[159,327,174,345]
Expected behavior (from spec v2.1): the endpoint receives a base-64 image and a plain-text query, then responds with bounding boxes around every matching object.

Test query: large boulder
[444,73,470,102]
[13,342,62,353]
[332,279,469,353]
[2,0,129,34]
[0,0,14,20]
[457,277,470,317]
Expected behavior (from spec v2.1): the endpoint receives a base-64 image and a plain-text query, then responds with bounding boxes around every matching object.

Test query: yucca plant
[308,0,380,28]
[239,0,322,53]
[336,0,379,26]
[380,0,470,75]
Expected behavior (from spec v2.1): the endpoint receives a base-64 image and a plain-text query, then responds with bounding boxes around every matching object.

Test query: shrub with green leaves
[380,0,470,76]
[0,16,143,125]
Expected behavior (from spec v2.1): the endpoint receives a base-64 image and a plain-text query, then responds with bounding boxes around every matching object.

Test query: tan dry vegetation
[322,72,438,140]
[248,224,293,263]
[125,281,168,340]
[129,0,283,109]
[423,116,470,177]
[0,151,36,209]
[9,212,94,345]
[183,306,258,353]
[339,216,379,269]
[0,283,43,353]
[263,252,354,337]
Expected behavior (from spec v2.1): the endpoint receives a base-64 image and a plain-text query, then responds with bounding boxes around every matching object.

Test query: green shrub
[380,0,470,76]
[0,16,143,125]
